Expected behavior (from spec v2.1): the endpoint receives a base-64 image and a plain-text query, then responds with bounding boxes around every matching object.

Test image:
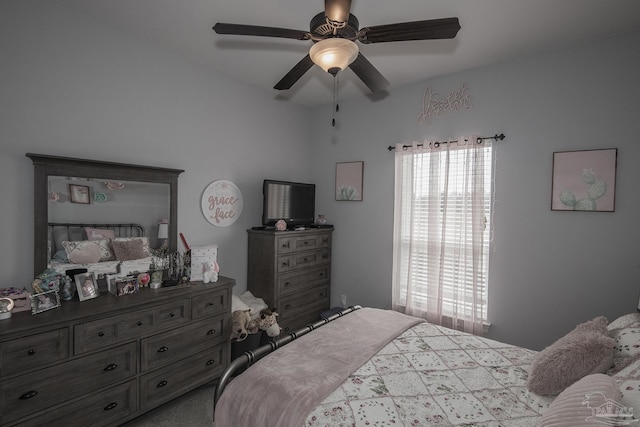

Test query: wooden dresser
[0,277,233,427]
[247,228,332,334]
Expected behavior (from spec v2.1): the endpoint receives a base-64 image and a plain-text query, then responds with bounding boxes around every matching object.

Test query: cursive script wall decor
[201,180,243,227]
[417,83,472,126]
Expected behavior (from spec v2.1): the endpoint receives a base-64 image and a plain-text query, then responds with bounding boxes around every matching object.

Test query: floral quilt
[305,322,553,426]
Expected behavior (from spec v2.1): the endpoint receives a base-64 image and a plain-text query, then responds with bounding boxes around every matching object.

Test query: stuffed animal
[249,308,282,338]
[202,259,219,283]
[230,309,251,341]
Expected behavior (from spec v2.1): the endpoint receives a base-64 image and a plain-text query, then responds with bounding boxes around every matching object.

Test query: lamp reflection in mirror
[309,38,359,75]
[158,219,169,250]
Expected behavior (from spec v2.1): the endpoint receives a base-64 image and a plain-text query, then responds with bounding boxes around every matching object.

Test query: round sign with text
[201,180,243,227]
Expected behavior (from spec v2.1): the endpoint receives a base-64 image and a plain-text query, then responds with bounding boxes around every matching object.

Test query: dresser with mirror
[0,154,232,427]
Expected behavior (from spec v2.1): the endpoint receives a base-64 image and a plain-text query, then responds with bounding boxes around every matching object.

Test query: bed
[46,222,155,278]
[213,306,640,427]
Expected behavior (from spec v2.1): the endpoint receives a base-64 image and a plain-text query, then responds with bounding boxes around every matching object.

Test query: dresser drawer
[277,234,331,254]
[277,249,330,273]
[277,266,329,297]
[141,314,227,372]
[140,344,226,410]
[192,287,229,320]
[277,285,329,320]
[0,328,69,377]
[74,299,191,353]
[0,342,136,424]
[14,380,137,427]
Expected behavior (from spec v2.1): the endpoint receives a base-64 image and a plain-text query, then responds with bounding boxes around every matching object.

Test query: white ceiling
[56,0,640,107]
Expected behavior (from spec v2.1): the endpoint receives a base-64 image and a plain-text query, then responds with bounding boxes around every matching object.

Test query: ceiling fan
[213,0,461,93]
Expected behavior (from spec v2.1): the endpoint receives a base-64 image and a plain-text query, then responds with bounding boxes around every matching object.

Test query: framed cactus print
[336,161,364,201]
[551,148,617,211]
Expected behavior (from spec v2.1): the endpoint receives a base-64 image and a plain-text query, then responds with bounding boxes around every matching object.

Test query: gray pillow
[112,239,146,261]
[527,317,615,396]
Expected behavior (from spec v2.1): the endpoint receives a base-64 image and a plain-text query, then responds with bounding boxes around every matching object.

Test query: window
[392,139,493,334]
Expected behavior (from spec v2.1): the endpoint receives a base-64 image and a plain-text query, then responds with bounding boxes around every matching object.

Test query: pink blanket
[214,308,424,427]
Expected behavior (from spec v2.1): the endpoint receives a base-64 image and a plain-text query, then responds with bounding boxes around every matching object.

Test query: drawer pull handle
[207,302,214,306]
[157,380,168,388]
[98,332,105,337]
[303,258,308,262]
[19,391,38,400]
[169,312,175,317]
[158,346,169,353]
[207,329,215,335]
[284,304,291,310]
[283,281,291,287]
[104,363,118,371]
[27,349,35,356]
[319,272,325,278]
[137,321,143,326]
[206,359,214,366]
[104,402,118,411]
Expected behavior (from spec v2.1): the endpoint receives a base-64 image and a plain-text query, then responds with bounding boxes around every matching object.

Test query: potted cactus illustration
[559,169,607,211]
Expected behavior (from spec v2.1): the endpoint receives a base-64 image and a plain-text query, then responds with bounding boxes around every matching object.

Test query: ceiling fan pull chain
[332,73,339,127]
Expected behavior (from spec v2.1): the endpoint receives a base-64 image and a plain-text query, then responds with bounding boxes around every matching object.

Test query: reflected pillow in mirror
[114,237,152,257]
[112,239,146,261]
[62,241,102,264]
[62,239,114,263]
[85,227,116,241]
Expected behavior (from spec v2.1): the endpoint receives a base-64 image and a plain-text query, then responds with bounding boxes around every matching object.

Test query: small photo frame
[114,277,139,296]
[75,272,99,301]
[551,148,617,212]
[69,184,90,204]
[336,161,364,201]
[30,290,61,315]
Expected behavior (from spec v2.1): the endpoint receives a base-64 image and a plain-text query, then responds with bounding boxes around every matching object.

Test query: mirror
[27,153,183,276]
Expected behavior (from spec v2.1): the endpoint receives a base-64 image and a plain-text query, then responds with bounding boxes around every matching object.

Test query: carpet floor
[120,383,216,427]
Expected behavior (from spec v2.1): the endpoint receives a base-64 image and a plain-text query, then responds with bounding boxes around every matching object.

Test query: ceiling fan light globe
[309,38,359,73]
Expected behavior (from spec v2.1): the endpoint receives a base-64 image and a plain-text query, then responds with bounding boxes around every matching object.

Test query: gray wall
[0,1,311,291]
[2,1,639,351]
[309,30,640,350]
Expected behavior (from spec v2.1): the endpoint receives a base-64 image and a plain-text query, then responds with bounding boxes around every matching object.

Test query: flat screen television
[262,179,315,227]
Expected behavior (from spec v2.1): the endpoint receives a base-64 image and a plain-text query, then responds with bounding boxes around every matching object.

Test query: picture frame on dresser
[30,289,61,314]
[75,272,99,301]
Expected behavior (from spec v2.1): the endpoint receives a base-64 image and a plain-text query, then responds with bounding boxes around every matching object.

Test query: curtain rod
[387,133,505,151]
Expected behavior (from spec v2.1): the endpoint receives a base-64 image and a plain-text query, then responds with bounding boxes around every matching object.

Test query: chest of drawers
[0,277,233,426]
[247,229,332,334]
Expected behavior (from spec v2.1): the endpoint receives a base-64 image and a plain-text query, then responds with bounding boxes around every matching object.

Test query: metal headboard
[48,222,145,256]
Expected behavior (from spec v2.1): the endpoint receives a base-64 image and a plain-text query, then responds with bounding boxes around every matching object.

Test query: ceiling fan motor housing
[310,12,359,40]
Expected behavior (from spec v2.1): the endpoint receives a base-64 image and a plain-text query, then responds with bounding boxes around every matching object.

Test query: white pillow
[62,239,114,263]
[231,293,252,313]
[539,374,624,427]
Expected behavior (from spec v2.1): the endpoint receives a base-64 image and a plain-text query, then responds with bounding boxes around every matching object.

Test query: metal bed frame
[213,305,362,412]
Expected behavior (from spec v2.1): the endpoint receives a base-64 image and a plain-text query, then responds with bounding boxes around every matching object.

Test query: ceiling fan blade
[274,55,315,90]
[213,23,310,40]
[324,0,352,23]
[348,53,390,93]
[358,17,460,44]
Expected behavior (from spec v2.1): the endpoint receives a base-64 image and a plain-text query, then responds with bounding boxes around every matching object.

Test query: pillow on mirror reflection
[112,239,146,261]
[62,239,115,262]
[62,241,102,264]
[114,237,152,257]
[85,227,116,241]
